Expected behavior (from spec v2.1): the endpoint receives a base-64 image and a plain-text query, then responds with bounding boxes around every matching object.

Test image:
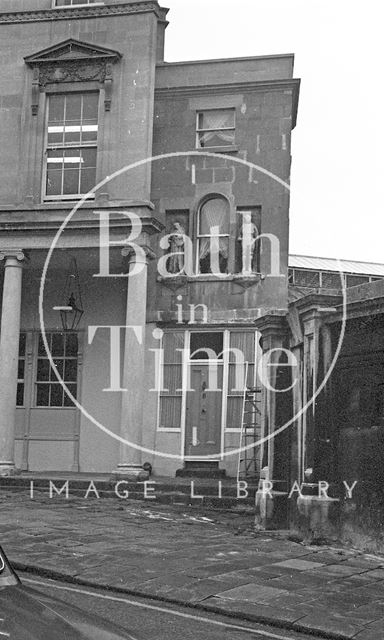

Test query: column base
[111,464,149,482]
[0,463,19,477]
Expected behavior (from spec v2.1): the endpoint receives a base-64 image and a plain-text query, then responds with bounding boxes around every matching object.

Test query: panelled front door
[185,364,223,458]
[15,331,81,472]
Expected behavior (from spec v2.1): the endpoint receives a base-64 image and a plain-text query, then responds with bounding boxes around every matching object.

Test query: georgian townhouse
[0,0,300,479]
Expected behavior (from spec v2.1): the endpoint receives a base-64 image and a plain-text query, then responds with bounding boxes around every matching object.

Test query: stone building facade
[0,0,300,478]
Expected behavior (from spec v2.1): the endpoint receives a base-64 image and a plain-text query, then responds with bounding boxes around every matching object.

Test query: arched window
[197,197,230,274]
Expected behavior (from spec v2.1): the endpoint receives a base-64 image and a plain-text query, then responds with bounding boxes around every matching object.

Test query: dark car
[0,546,138,640]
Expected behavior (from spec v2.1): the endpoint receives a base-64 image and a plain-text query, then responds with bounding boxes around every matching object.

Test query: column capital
[254,312,288,339]
[121,245,156,265]
[0,249,26,264]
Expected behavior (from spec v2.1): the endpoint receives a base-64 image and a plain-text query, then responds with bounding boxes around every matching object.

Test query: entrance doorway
[184,332,224,460]
[185,364,223,458]
[15,331,81,471]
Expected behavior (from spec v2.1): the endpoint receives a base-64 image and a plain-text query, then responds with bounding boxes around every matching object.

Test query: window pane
[63,149,82,164]
[198,130,235,148]
[200,198,230,235]
[36,384,49,407]
[18,360,25,380]
[64,127,81,145]
[64,359,77,382]
[63,167,80,195]
[38,334,48,356]
[49,95,65,123]
[80,148,97,192]
[51,359,64,380]
[81,147,97,168]
[19,333,26,357]
[190,332,223,359]
[80,167,96,193]
[65,333,78,356]
[46,150,64,196]
[65,94,82,124]
[198,110,235,130]
[229,332,256,361]
[83,93,99,121]
[16,383,25,407]
[46,167,62,196]
[56,0,99,4]
[64,384,77,407]
[82,127,98,143]
[37,359,50,381]
[51,333,64,356]
[50,384,63,407]
[48,129,64,146]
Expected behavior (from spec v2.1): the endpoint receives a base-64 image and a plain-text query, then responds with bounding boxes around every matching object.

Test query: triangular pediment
[25,38,121,65]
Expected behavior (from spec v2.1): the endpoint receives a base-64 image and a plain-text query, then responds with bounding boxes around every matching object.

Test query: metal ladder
[237,363,262,482]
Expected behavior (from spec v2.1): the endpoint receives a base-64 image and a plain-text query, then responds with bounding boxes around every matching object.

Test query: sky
[162,0,383,263]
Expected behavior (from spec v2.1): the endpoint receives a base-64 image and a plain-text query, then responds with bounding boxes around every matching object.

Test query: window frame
[157,329,260,442]
[195,108,236,151]
[16,333,27,408]
[34,332,79,409]
[196,196,231,275]
[43,91,99,201]
[53,0,103,7]
[157,330,185,432]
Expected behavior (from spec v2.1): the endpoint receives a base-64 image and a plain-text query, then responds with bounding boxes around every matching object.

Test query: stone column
[114,246,154,480]
[298,303,336,485]
[0,250,25,476]
[255,315,289,478]
[254,313,290,529]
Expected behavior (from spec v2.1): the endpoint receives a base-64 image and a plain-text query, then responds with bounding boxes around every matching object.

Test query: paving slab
[294,613,364,638]
[272,558,325,571]
[1,488,384,639]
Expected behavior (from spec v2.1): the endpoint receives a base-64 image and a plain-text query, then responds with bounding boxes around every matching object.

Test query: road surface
[19,572,319,640]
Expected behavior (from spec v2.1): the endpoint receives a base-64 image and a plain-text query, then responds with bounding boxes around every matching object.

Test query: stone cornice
[155,78,301,127]
[0,216,163,237]
[155,78,299,97]
[0,200,154,214]
[0,2,167,24]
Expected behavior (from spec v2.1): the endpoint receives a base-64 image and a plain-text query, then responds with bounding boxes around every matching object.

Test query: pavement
[1,486,384,640]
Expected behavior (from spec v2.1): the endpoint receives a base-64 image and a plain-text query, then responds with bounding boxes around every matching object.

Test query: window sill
[196,145,239,155]
[43,195,95,202]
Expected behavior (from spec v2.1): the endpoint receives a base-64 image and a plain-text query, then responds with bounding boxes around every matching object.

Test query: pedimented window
[24,38,121,114]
